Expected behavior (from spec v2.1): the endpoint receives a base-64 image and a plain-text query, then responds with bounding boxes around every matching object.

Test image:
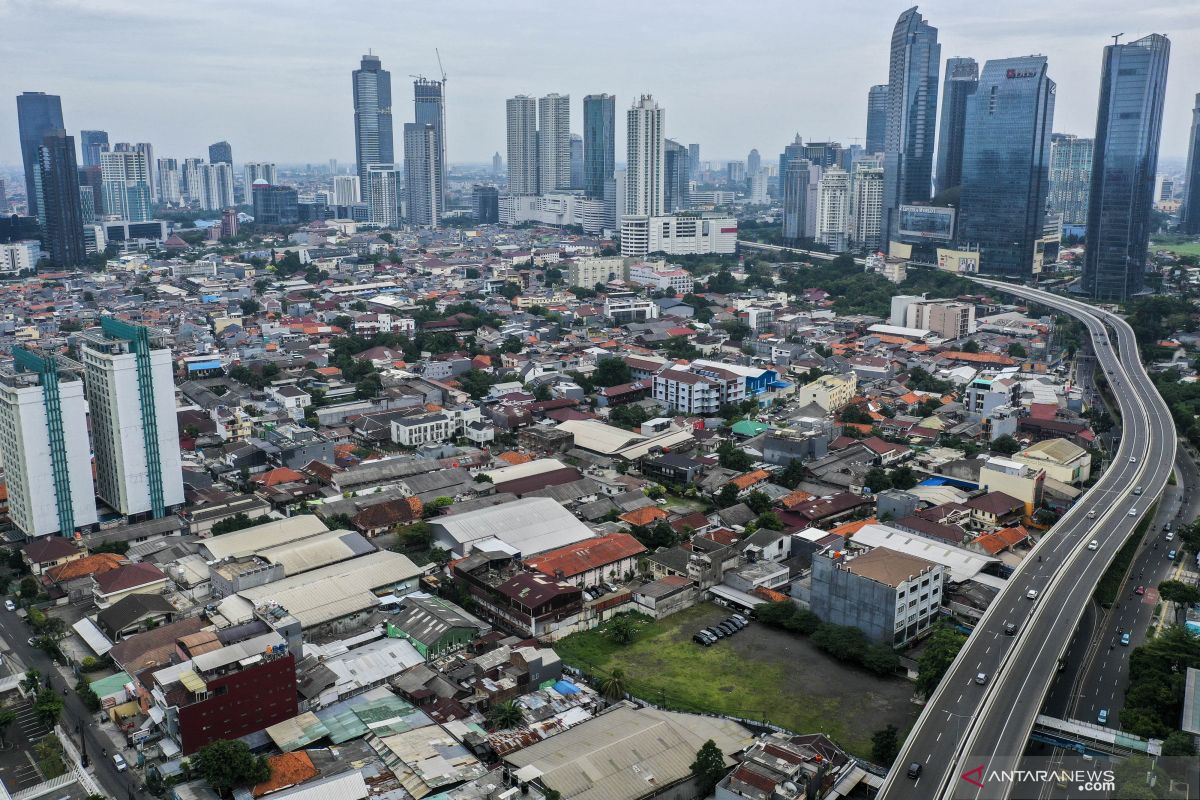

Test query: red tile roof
[619,506,669,527]
[94,563,167,595]
[525,533,647,579]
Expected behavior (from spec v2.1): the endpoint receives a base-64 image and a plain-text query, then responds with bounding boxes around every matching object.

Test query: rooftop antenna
[1112,33,1124,45]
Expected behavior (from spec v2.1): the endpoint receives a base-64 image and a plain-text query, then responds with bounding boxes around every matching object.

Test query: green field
[1151,239,1200,258]
[555,603,918,757]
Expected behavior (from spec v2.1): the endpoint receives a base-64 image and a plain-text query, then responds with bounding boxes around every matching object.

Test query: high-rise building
[100,150,153,221]
[625,95,666,218]
[1082,34,1171,300]
[403,122,440,227]
[726,161,746,184]
[194,162,235,211]
[220,207,238,239]
[0,178,8,213]
[749,171,769,205]
[817,166,851,253]
[882,7,941,243]
[782,158,816,240]
[80,130,109,167]
[364,164,402,227]
[17,92,65,219]
[570,134,584,190]
[80,318,184,518]
[747,149,762,177]
[413,78,447,213]
[243,162,278,199]
[688,144,700,180]
[156,158,182,205]
[506,95,538,195]
[333,174,361,205]
[252,183,299,226]
[135,143,157,201]
[1048,134,1093,226]
[353,54,394,191]
[492,151,503,176]
[934,57,978,194]
[777,135,807,199]
[584,94,615,199]
[852,162,886,251]
[473,185,499,223]
[1183,94,1200,235]
[866,85,889,154]
[208,140,232,165]
[76,165,104,218]
[664,139,691,212]
[537,94,572,194]
[36,132,87,267]
[181,158,203,203]
[957,56,1055,278]
[0,348,98,537]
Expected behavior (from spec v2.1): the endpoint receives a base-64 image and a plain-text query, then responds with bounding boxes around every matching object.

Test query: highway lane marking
[936,732,942,742]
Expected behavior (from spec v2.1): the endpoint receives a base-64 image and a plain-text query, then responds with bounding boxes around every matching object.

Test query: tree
[544,267,563,286]
[864,467,891,493]
[1157,580,1200,605]
[890,465,918,490]
[744,491,772,514]
[20,669,41,695]
[778,460,807,489]
[871,724,900,766]
[717,441,754,471]
[75,680,101,712]
[239,298,261,315]
[607,615,636,645]
[755,511,784,531]
[594,357,632,387]
[991,435,1021,456]
[486,700,524,730]
[715,483,740,508]
[1008,342,1027,358]
[0,708,15,746]
[915,625,967,699]
[193,739,271,794]
[960,339,981,353]
[33,689,63,728]
[598,667,629,702]
[1162,730,1195,756]
[840,404,873,424]
[610,403,657,430]
[19,576,38,599]
[690,739,728,797]
[211,513,271,536]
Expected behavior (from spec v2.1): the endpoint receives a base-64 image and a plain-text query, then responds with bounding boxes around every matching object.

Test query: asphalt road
[0,606,143,799]
[878,281,1176,800]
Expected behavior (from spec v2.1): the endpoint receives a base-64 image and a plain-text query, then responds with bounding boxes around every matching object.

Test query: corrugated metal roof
[200,516,329,561]
[430,497,594,556]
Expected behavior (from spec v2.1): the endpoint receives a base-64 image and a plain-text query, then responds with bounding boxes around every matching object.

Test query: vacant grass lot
[1151,239,1200,258]
[555,602,918,757]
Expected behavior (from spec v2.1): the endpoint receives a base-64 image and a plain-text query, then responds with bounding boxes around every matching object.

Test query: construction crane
[1112,32,1124,45]
[436,48,447,86]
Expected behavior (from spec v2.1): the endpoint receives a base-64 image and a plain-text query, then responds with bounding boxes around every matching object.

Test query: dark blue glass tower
[583,94,615,200]
[17,92,65,218]
[865,85,888,154]
[934,57,978,194]
[957,56,1055,278]
[1082,34,1170,299]
[1183,93,1200,235]
[36,131,86,268]
[353,54,394,194]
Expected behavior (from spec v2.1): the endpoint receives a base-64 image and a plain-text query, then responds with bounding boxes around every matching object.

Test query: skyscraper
[333,174,361,205]
[76,165,104,218]
[865,85,889,154]
[1082,34,1170,300]
[782,159,817,240]
[80,318,184,518]
[404,122,441,227]
[881,7,941,243]
[413,78,447,212]
[747,148,762,177]
[537,94,571,194]
[625,95,665,218]
[208,140,233,165]
[194,162,235,211]
[80,130,109,167]
[664,139,691,212]
[100,150,153,221]
[0,179,8,213]
[570,134,584,190]
[156,158,182,205]
[778,135,806,199]
[1183,94,1200,235]
[35,131,87,267]
[135,142,156,201]
[0,348,97,537]
[353,54,394,191]
[492,152,503,176]
[584,94,616,199]
[817,166,851,252]
[17,92,65,219]
[244,162,278,198]
[1048,134,1094,226]
[852,162,885,251]
[506,95,538,195]
[364,164,402,227]
[688,144,700,180]
[934,57,978,194]
[957,56,1055,278]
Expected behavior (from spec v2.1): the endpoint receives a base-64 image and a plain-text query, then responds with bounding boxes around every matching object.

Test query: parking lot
[0,697,54,793]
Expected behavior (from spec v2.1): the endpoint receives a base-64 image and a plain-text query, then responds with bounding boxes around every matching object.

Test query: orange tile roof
[497,451,534,465]
[619,506,669,527]
[938,351,1016,366]
[842,423,874,435]
[46,552,126,583]
[252,467,306,487]
[829,517,878,536]
[972,525,1030,555]
[253,752,319,797]
[525,533,647,579]
[753,586,790,603]
[779,490,816,511]
[730,469,771,491]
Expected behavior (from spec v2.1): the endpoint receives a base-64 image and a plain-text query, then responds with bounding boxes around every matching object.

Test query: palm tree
[486,701,523,730]
[598,668,628,702]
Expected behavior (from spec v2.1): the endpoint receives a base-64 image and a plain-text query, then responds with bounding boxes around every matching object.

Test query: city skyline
[1,1,1198,168]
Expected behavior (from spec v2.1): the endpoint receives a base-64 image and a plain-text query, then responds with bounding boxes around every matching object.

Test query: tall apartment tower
[934,57,978,194]
[583,94,615,199]
[404,122,441,227]
[664,139,691,212]
[881,7,941,244]
[625,95,665,218]
[817,166,851,253]
[865,85,889,154]
[1082,34,1171,300]
[333,174,361,204]
[155,159,180,205]
[135,143,157,201]
[778,135,807,199]
[570,134,584,190]
[244,162,278,201]
[0,349,98,537]
[492,151,503,176]
[538,94,572,194]
[688,144,700,180]
[782,158,816,240]
[1047,134,1094,226]
[852,162,886,251]
[957,56,1055,278]
[36,132,87,268]
[413,78,447,212]
[747,148,762,177]
[100,150,153,221]
[364,164,402,227]
[1183,94,1200,235]
[208,140,233,165]
[80,130,109,167]
[506,95,539,195]
[17,92,65,219]
[80,318,184,519]
[352,54,394,192]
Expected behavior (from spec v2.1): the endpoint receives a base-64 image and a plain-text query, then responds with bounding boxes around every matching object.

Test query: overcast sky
[1,0,1197,169]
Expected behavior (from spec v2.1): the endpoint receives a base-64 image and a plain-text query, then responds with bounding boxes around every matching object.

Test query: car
[1087,540,1099,551]
[975,672,988,685]
[1133,486,1143,495]
[704,626,726,639]
[1120,632,1130,646]
[1026,589,1039,600]
[27,637,37,647]
[1166,532,1175,541]
[1128,508,1138,517]
[1135,585,1145,596]
[730,613,749,624]
[3,599,13,612]
[1098,709,1108,725]
[717,622,737,636]
[1087,510,1097,519]
[906,762,923,780]
[1168,549,1177,560]
[693,634,713,646]
[113,753,128,772]
[1130,456,1137,463]
[726,618,745,630]
[1004,622,1018,636]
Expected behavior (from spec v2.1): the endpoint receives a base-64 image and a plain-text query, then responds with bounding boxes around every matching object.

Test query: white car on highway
[1087,540,1099,551]
[1026,589,1039,600]
[1128,508,1138,517]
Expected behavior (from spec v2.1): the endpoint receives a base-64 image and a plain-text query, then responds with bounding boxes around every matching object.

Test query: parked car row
[693,614,749,645]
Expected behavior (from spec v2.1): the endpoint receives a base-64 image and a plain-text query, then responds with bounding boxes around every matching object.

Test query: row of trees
[754,602,900,676]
